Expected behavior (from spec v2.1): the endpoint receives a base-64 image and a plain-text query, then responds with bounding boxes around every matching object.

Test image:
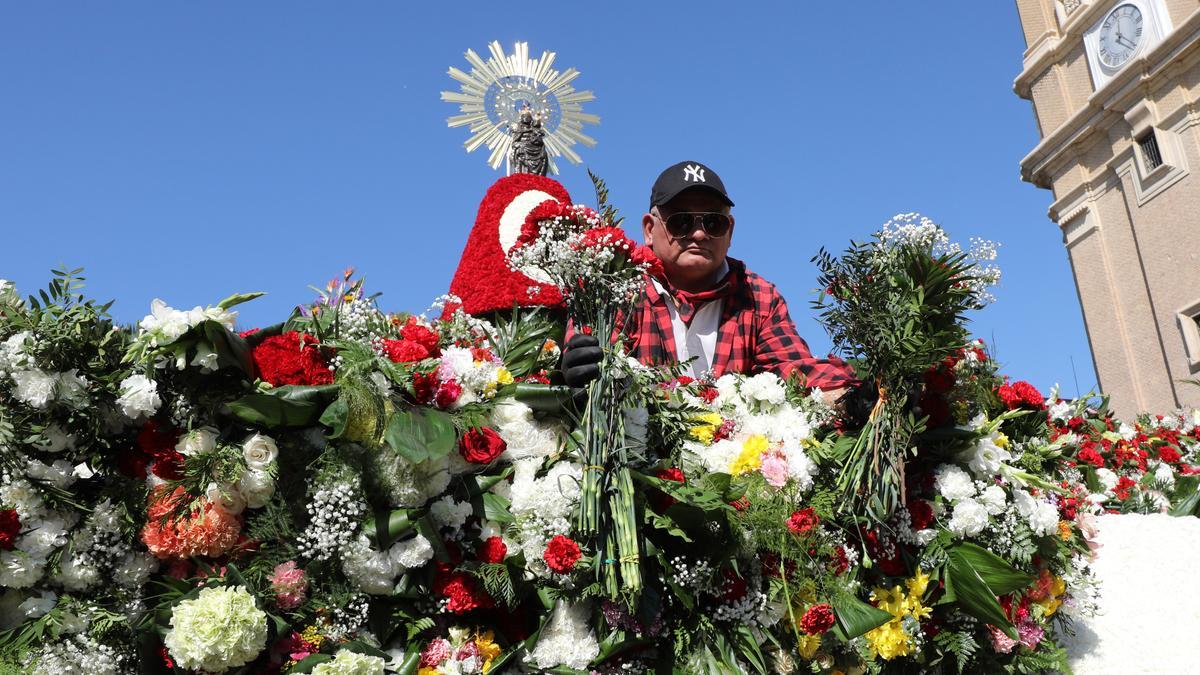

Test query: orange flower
[141,486,241,559]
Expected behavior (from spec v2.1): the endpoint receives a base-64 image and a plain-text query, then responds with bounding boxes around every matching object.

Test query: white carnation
[242,433,278,470]
[11,369,57,409]
[741,372,786,407]
[948,498,989,537]
[782,445,817,492]
[493,399,562,462]
[430,496,472,531]
[1095,468,1120,492]
[0,550,46,588]
[33,424,76,454]
[527,601,600,670]
[388,534,434,570]
[25,459,76,489]
[54,554,100,591]
[977,484,1007,515]
[176,426,219,457]
[935,464,976,501]
[341,536,397,595]
[311,649,386,675]
[1028,499,1061,536]
[164,585,268,672]
[0,331,34,373]
[116,373,161,419]
[113,552,156,588]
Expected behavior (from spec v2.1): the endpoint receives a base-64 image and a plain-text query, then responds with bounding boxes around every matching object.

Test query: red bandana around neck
[661,267,735,325]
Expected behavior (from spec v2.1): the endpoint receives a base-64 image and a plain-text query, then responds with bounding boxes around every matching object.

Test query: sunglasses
[655,211,733,238]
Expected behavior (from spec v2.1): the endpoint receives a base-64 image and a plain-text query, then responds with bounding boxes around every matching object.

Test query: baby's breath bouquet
[813,213,1001,525]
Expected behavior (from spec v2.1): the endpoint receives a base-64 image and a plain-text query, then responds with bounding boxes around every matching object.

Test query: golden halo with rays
[441,41,599,175]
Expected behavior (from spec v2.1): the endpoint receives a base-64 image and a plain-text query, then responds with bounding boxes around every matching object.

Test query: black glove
[561,333,602,388]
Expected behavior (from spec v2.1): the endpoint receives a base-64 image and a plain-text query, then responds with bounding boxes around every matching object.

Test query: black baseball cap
[649,160,734,209]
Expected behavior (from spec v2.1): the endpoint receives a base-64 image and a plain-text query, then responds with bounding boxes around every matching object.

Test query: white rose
[205,482,246,515]
[238,470,275,509]
[242,434,278,470]
[11,369,57,409]
[176,427,219,457]
[116,373,162,419]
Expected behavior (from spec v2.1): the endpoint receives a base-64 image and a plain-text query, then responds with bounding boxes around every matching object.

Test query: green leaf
[483,492,513,524]
[217,291,266,310]
[1170,475,1200,516]
[384,407,457,463]
[289,654,335,672]
[830,591,893,640]
[227,384,339,428]
[201,321,254,375]
[944,546,1021,640]
[319,398,350,438]
[365,508,415,549]
[948,542,1033,596]
[513,383,575,414]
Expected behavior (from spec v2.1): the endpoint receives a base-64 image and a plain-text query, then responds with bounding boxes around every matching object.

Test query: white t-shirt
[651,261,728,379]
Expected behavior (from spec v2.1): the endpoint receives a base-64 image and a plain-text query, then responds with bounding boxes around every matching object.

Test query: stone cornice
[1020,8,1200,188]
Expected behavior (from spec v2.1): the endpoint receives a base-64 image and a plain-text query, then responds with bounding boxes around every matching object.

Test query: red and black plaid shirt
[621,258,856,390]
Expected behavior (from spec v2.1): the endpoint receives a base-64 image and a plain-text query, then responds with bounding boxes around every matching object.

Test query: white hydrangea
[935,464,976,501]
[948,498,989,537]
[388,534,434,570]
[164,586,268,672]
[11,369,58,409]
[526,600,600,671]
[342,536,399,595]
[116,373,161,419]
[430,496,472,531]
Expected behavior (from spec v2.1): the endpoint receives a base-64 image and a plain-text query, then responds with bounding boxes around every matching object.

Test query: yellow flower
[475,630,502,672]
[418,669,439,675]
[906,567,930,599]
[995,432,1010,449]
[730,435,769,475]
[1058,520,1073,541]
[864,569,931,660]
[797,633,821,659]
[1036,575,1067,617]
[688,413,723,445]
[865,618,913,660]
[496,368,514,386]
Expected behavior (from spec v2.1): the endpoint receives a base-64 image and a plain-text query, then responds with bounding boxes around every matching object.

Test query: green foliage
[385,407,457,463]
[472,562,517,608]
[486,304,563,378]
[589,169,624,229]
[228,384,339,428]
[933,628,980,674]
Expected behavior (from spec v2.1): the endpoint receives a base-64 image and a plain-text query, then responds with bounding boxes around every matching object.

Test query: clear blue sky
[0,2,1098,397]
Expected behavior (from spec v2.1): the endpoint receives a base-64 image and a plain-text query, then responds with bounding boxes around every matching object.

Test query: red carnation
[0,509,20,550]
[799,603,836,635]
[787,508,820,535]
[1114,476,1137,500]
[698,386,719,404]
[1077,445,1105,468]
[458,427,506,465]
[1159,446,1182,464]
[382,339,431,364]
[918,392,951,428]
[399,317,441,356]
[543,535,582,573]
[577,226,635,252]
[630,244,666,280]
[830,546,850,576]
[436,571,493,613]
[477,536,507,564]
[412,371,438,405]
[251,332,334,386]
[656,467,685,483]
[906,499,934,531]
[435,380,462,408]
[996,381,1045,411]
[923,358,956,395]
[651,467,686,511]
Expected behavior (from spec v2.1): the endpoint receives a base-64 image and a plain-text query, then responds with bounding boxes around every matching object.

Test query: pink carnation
[759,453,789,487]
[1018,619,1044,649]
[987,624,1018,654]
[420,638,452,667]
[269,560,309,610]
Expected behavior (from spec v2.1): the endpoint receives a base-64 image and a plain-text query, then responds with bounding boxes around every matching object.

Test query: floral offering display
[2,193,1199,675]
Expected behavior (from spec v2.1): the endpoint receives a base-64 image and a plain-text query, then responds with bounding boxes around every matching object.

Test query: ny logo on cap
[683,164,706,183]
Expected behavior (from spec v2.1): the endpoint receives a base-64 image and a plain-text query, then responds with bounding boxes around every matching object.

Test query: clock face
[1098,4,1144,69]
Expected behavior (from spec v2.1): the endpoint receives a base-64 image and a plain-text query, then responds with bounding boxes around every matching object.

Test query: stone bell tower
[1013,0,1200,416]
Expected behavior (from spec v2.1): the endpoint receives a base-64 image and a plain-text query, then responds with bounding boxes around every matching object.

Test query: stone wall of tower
[1015,0,1200,416]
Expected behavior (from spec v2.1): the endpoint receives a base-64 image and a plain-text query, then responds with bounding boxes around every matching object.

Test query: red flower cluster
[543,534,582,573]
[906,499,935,531]
[119,421,184,480]
[787,508,820,535]
[458,427,506,465]
[434,566,493,613]
[799,603,836,635]
[477,536,507,564]
[251,331,334,386]
[381,318,443,364]
[0,509,20,550]
[997,380,1045,411]
[651,467,686,511]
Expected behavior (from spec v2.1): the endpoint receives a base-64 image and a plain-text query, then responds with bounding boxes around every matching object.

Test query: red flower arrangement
[399,317,441,356]
[140,486,242,560]
[448,174,570,315]
[251,331,334,386]
[996,380,1045,411]
[119,420,184,480]
[382,339,431,364]
[906,499,935,531]
[477,536,507,564]
[435,380,462,409]
[543,534,582,573]
[0,509,20,550]
[458,427,506,465]
[799,603,836,635]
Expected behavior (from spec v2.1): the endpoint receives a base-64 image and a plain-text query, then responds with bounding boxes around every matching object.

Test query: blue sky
[0,2,1098,397]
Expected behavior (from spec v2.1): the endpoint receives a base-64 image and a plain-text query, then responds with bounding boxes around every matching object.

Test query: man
[563,160,855,399]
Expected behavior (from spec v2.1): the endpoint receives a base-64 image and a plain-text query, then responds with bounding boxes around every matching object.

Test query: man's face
[642,188,735,291]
